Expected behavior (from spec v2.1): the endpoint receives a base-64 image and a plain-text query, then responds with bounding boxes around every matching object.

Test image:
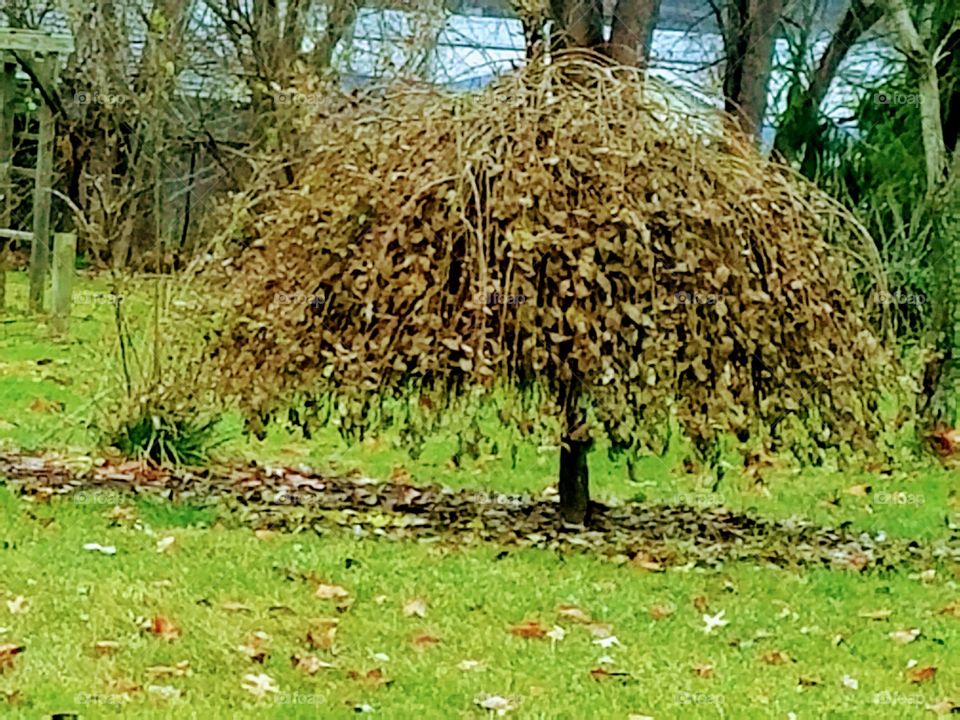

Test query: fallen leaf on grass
[146,661,191,679]
[692,663,714,678]
[589,667,633,682]
[842,675,859,690]
[315,583,349,600]
[238,631,271,663]
[556,604,592,624]
[291,654,335,675]
[846,484,871,497]
[411,633,441,649]
[474,693,515,715]
[5,596,27,615]
[939,601,960,618]
[546,626,566,642]
[305,619,338,650]
[906,666,937,684]
[926,698,960,715]
[648,603,674,620]
[586,622,613,638]
[858,609,892,621]
[510,620,547,639]
[149,616,182,641]
[94,640,120,656]
[347,668,391,688]
[692,595,710,612]
[403,597,428,618]
[798,675,820,687]
[155,536,176,553]
[241,672,278,698]
[83,543,117,555]
[761,650,793,665]
[457,659,485,672]
[593,635,621,649]
[0,644,24,672]
[702,610,729,634]
[889,628,921,644]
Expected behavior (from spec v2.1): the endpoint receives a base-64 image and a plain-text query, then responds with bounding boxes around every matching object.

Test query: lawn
[1,270,960,718]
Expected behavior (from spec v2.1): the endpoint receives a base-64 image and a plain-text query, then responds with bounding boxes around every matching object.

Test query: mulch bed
[1,452,955,571]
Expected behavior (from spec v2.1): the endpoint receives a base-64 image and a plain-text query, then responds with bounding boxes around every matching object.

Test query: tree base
[559,435,591,525]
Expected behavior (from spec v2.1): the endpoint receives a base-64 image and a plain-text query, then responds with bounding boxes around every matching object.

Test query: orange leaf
[907,666,937,684]
[149,615,182,641]
[0,644,24,673]
[411,633,441,649]
[510,620,547,639]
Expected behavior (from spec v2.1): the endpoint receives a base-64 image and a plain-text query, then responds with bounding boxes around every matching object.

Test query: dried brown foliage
[207,56,890,462]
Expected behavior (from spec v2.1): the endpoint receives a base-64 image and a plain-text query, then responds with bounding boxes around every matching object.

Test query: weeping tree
[207,58,889,524]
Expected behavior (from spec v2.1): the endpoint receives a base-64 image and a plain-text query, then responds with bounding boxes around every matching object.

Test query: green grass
[1,486,959,719]
[2,270,960,717]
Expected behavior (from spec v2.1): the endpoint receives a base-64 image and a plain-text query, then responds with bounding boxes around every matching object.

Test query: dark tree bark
[608,0,662,67]
[558,379,592,524]
[721,0,785,140]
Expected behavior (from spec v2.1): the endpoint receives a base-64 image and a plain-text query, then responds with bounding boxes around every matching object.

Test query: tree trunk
[608,0,662,67]
[722,0,785,140]
[550,0,604,50]
[558,380,591,524]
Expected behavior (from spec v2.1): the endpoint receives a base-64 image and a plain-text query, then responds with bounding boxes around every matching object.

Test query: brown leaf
[305,619,339,650]
[0,644,24,673]
[149,615,182,641]
[846,483,871,497]
[347,668,391,688]
[907,666,937,684]
[411,633,441,649]
[692,595,710,612]
[939,601,960,618]
[589,667,633,681]
[692,663,714,678]
[648,603,674,620]
[858,608,892,621]
[238,631,271,663]
[510,620,547,639]
[760,650,792,665]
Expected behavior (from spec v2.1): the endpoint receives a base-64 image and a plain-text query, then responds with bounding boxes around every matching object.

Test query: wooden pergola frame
[0,28,74,312]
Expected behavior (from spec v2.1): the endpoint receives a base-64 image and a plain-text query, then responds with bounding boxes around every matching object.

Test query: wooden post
[51,231,76,335]
[0,62,15,311]
[29,57,54,313]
